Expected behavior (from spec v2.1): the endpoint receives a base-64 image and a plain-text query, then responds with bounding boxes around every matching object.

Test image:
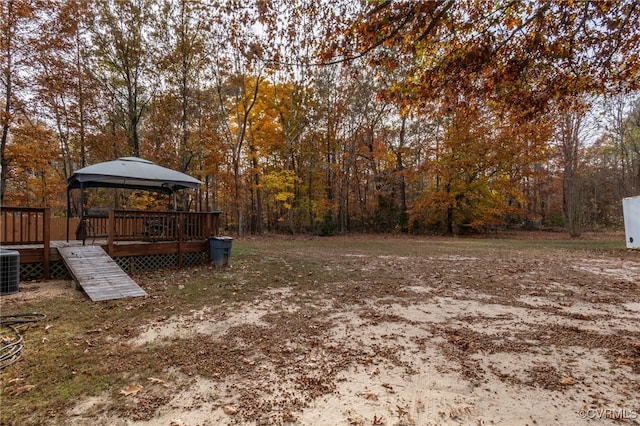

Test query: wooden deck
[2,207,221,279]
[58,246,148,301]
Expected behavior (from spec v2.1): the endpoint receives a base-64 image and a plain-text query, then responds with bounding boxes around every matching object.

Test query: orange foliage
[408,101,552,233]
[4,124,65,209]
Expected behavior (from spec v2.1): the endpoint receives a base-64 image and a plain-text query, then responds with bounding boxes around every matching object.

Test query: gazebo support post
[66,187,71,242]
[81,182,86,245]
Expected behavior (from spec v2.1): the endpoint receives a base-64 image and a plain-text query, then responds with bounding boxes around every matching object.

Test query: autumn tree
[215,74,262,234]
[601,93,640,196]
[581,137,623,228]
[380,107,439,232]
[1,0,44,204]
[204,1,267,235]
[34,0,100,181]
[4,123,62,207]
[556,99,601,237]
[232,78,278,233]
[150,0,209,173]
[407,100,552,234]
[621,98,640,192]
[87,0,154,158]
[578,94,640,228]
[257,0,354,233]
[307,65,349,231]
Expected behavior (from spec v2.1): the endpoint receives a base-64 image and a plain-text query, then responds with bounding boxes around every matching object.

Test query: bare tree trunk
[397,115,408,229]
[0,0,15,205]
[76,31,87,169]
[0,81,10,205]
[225,76,261,236]
[560,110,585,237]
[233,159,243,235]
[250,147,262,234]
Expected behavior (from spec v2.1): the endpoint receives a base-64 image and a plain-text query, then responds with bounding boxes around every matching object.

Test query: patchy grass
[0,233,638,425]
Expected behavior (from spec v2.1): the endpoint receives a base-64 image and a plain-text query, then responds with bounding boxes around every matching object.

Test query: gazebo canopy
[67,157,201,194]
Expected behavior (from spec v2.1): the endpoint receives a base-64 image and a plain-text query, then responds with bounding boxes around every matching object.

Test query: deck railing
[1,206,50,245]
[78,209,220,250]
[97,210,219,242]
[0,206,51,278]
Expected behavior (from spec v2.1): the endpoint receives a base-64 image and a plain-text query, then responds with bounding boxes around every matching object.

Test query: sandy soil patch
[64,245,640,425]
[1,280,77,303]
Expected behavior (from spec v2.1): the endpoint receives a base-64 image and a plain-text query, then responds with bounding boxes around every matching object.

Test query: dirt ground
[3,235,640,425]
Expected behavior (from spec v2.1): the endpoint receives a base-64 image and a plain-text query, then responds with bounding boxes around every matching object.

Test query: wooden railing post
[107,210,115,256]
[204,212,211,237]
[177,212,184,267]
[43,208,51,279]
[213,211,220,236]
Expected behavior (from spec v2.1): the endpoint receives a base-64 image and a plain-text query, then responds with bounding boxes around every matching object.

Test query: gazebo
[66,157,203,243]
[0,158,219,282]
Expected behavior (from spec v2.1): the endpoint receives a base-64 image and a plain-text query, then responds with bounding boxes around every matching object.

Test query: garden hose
[0,313,46,370]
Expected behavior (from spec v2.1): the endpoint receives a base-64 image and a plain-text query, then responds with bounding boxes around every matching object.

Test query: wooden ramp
[58,246,147,301]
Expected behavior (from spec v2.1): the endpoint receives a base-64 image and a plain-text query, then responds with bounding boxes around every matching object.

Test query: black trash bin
[209,236,233,267]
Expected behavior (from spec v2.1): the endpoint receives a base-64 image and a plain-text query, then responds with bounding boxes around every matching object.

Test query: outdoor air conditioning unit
[0,249,20,295]
[623,196,640,249]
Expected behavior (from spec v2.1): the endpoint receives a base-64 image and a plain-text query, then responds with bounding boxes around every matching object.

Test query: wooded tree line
[2,0,640,236]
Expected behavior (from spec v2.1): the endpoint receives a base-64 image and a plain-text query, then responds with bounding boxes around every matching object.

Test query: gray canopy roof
[67,157,201,194]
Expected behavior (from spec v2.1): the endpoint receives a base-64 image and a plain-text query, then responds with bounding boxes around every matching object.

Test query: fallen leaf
[396,404,409,417]
[616,357,635,366]
[222,405,238,415]
[15,385,36,395]
[119,384,143,396]
[282,411,296,422]
[363,391,378,400]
